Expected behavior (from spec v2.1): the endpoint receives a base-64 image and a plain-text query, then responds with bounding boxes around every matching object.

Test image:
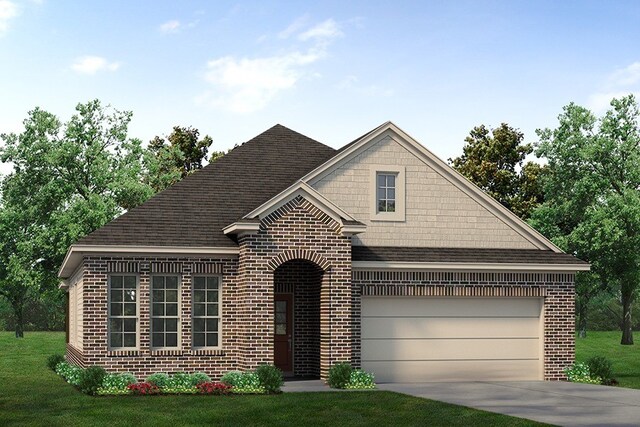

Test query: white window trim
[107,274,140,351]
[191,275,223,350]
[370,165,406,221]
[150,275,182,350]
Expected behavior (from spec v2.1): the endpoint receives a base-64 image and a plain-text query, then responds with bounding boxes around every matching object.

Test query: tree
[0,100,153,337]
[145,126,213,192]
[531,95,640,345]
[450,123,546,219]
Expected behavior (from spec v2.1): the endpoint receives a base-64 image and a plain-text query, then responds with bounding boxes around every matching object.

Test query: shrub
[587,356,616,385]
[47,354,65,371]
[220,371,244,387]
[78,366,107,395]
[221,371,265,394]
[344,369,376,390]
[255,364,284,393]
[55,361,83,386]
[564,362,601,384]
[328,363,353,389]
[146,373,171,388]
[128,382,160,395]
[190,372,211,386]
[196,381,233,395]
[97,373,136,395]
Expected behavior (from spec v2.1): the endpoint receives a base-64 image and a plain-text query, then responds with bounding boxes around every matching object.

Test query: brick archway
[268,250,331,272]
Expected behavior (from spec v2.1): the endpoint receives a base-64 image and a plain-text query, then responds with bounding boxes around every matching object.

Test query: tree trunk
[621,293,634,345]
[14,303,24,338]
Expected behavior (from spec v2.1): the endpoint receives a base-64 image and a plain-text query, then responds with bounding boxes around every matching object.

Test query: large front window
[192,276,221,348]
[151,276,180,348]
[109,275,138,349]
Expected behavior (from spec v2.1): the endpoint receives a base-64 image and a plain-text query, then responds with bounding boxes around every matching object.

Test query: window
[109,275,138,349]
[151,276,180,348]
[377,173,397,213]
[370,165,406,221]
[192,276,221,348]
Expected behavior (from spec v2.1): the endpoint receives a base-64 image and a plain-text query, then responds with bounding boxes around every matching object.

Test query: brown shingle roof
[352,246,588,265]
[77,124,336,247]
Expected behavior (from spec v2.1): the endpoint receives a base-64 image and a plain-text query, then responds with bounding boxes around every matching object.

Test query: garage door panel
[363,360,541,383]
[362,337,540,360]
[362,297,542,318]
[362,317,540,339]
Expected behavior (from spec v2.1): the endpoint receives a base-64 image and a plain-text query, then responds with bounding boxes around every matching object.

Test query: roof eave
[352,261,591,272]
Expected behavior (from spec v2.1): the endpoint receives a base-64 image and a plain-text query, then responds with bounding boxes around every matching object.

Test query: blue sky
[1,0,640,168]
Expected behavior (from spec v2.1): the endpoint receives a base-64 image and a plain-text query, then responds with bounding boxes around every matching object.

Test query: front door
[274,294,293,373]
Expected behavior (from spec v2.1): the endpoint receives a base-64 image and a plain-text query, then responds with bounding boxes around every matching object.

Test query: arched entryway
[273,259,325,378]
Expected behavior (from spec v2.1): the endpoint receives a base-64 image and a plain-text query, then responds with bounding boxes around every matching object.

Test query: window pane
[275,301,286,313]
[165,276,178,289]
[123,318,136,332]
[125,290,136,302]
[275,324,286,335]
[152,290,164,302]
[377,174,386,187]
[153,303,164,316]
[152,333,164,348]
[193,333,205,347]
[206,318,218,332]
[110,303,122,316]
[206,304,218,317]
[378,200,387,212]
[124,276,136,288]
[166,290,178,303]
[123,333,136,347]
[276,312,286,323]
[166,333,178,347]
[207,277,219,287]
[193,303,205,317]
[377,187,386,200]
[110,290,122,302]
[166,318,178,332]
[388,188,395,200]
[206,333,218,347]
[387,201,396,212]
[193,290,205,303]
[388,174,395,187]
[111,276,123,288]
[124,303,136,316]
[153,276,165,289]
[193,277,205,289]
[152,318,164,333]
[110,333,122,348]
[206,290,218,303]
[110,318,123,333]
[166,303,178,316]
[193,318,205,332]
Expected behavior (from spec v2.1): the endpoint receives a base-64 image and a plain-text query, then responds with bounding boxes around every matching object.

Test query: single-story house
[59,122,588,382]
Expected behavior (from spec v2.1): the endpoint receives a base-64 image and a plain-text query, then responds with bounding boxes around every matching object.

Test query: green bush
[328,363,353,389]
[255,364,284,393]
[79,366,107,395]
[55,361,83,386]
[344,369,376,390]
[564,362,601,384]
[97,373,136,395]
[587,356,616,385]
[146,373,171,388]
[221,370,265,394]
[189,372,211,386]
[47,354,65,371]
[220,371,244,387]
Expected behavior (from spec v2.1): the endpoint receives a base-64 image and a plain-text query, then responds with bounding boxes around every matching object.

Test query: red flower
[127,382,160,395]
[196,382,233,395]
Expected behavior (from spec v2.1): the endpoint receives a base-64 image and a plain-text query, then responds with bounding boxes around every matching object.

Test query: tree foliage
[530,95,640,344]
[450,123,546,219]
[0,100,153,336]
[145,126,213,192]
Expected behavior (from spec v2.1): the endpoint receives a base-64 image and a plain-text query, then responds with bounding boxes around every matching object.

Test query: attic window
[370,165,405,221]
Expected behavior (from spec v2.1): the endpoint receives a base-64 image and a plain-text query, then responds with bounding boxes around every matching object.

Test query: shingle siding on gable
[310,134,538,249]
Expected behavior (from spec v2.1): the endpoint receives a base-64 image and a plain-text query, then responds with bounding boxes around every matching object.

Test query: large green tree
[145,126,213,192]
[0,100,153,337]
[531,95,640,345]
[450,123,546,219]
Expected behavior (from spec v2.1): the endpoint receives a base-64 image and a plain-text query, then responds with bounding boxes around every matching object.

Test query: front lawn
[575,330,640,389]
[0,332,547,426]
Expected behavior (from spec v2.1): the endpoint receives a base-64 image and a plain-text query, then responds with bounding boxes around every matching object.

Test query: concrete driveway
[379,381,640,426]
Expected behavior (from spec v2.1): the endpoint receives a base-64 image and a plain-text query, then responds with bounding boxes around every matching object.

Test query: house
[58,122,588,383]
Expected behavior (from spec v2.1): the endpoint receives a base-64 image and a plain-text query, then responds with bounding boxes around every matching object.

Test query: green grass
[576,330,640,389]
[0,332,547,427]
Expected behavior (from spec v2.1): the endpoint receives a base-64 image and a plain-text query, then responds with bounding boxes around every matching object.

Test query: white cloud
[71,56,121,75]
[0,0,18,35]
[337,75,395,97]
[608,62,640,87]
[278,15,309,39]
[587,62,640,113]
[201,18,342,113]
[159,20,181,33]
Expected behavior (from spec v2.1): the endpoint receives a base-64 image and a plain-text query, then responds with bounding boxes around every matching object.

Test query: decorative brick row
[360,283,546,297]
[106,261,139,273]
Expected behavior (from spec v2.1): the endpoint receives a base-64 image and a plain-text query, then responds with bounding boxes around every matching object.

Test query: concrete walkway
[379,381,640,427]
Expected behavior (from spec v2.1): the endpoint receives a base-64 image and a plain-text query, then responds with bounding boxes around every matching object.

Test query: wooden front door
[274,294,293,373]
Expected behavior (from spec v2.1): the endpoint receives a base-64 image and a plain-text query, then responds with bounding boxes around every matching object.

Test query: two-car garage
[361,297,544,383]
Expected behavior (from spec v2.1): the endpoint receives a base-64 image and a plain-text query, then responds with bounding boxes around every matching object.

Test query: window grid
[108,275,138,349]
[377,173,397,213]
[151,276,180,349]
[192,276,221,349]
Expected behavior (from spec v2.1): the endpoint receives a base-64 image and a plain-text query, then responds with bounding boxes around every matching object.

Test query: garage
[361,297,543,383]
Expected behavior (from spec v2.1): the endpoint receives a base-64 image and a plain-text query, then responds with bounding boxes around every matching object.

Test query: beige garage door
[361,297,543,382]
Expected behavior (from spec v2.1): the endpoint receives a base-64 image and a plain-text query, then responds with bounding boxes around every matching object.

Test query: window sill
[370,214,405,222]
[191,348,225,356]
[107,349,140,357]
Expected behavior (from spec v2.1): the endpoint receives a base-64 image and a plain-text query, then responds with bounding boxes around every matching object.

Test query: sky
[1,0,640,171]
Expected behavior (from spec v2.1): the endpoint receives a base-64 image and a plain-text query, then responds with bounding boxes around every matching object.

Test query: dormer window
[370,165,405,221]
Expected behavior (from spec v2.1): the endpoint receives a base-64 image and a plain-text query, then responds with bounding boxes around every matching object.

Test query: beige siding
[310,134,537,249]
[68,266,83,350]
[361,297,543,382]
